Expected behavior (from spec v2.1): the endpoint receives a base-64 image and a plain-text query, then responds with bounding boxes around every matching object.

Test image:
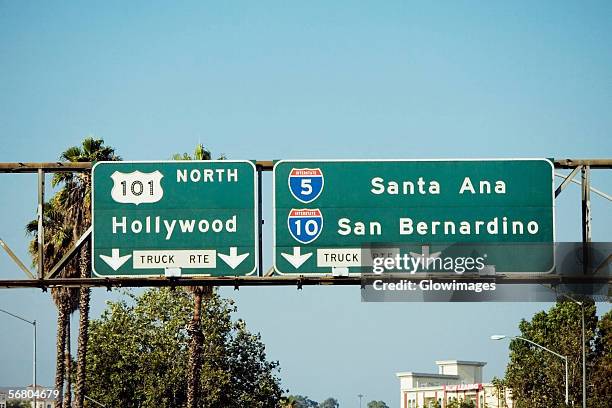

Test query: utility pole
[0,308,37,407]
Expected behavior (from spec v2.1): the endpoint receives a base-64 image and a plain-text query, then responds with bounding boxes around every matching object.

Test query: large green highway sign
[273,159,554,275]
[92,161,257,277]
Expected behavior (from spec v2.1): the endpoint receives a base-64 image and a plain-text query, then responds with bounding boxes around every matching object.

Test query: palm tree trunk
[65,316,72,407]
[75,245,91,408]
[187,287,204,408]
[55,304,67,408]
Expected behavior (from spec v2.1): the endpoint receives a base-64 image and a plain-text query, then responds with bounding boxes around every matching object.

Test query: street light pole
[0,308,37,407]
[560,293,587,408]
[358,393,364,408]
[582,305,586,408]
[33,319,37,407]
[491,334,569,405]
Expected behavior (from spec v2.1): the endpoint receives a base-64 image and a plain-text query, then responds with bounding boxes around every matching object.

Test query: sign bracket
[45,227,92,279]
[0,238,35,279]
[257,163,264,277]
[555,165,582,197]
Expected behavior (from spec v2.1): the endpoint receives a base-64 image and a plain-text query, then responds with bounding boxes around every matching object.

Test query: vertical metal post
[565,357,569,405]
[33,320,37,407]
[37,169,45,279]
[257,165,263,277]
[581,306,586,408]
[581,166,591,274]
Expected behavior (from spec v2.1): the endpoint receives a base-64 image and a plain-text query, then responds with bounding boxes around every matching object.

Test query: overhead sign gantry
[2,158,609,290]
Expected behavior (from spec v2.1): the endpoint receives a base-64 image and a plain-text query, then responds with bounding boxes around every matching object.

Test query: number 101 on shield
[111,170,164,205]
[287,208,323,244]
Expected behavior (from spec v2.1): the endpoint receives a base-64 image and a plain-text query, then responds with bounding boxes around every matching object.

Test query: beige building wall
[397,360,513,408]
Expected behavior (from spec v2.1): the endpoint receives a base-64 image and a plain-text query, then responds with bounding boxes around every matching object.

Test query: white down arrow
[281,247,312,269]
[218,247,250,269]
[99,249,132,271]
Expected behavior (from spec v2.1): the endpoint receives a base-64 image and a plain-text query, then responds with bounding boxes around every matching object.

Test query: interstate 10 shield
[287,208,323,244]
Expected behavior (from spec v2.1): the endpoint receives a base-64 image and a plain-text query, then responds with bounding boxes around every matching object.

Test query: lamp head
[490,335,506,340]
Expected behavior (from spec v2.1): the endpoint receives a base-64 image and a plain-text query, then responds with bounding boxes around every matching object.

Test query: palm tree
[64,316,71,407]
[27,196,80,408]
[173,144,218,408]
[51,137,120,408]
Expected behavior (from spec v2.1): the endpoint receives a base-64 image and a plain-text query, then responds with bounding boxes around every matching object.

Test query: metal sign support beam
[555,166,582,197]
[45,227,92,279]
[0,239,35,279]
[582,166,592,275]
[0,274,608,289]
[37,169,44,280]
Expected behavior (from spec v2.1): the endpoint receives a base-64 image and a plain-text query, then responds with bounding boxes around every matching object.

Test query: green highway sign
[273,159,555,275]
[92,161,258,277]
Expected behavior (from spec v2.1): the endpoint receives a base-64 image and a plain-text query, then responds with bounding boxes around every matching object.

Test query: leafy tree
[280,395,318,408]
[429,400,442,408]
[446,400,475,408]
[491,377,509,407]
[85,288,283,407]
[7,400,30,408]
[504,300,598,408]
[319,397,339,408]
[367,401,389,408]
[589,309,612,407]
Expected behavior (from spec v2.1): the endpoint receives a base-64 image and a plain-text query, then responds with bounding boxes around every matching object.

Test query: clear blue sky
[1,1,611,406]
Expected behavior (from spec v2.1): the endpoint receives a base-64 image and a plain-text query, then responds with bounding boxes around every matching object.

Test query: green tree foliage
[84,288,283,407]
[504,300,598,408]
[367,400,390,408]
[319,397,340,408]
[589,309,612,407]
[6,401,30,408]
[446,400,475,408]
[281,395,318,408]
[491,377,510,407]
[172,143,212,161]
